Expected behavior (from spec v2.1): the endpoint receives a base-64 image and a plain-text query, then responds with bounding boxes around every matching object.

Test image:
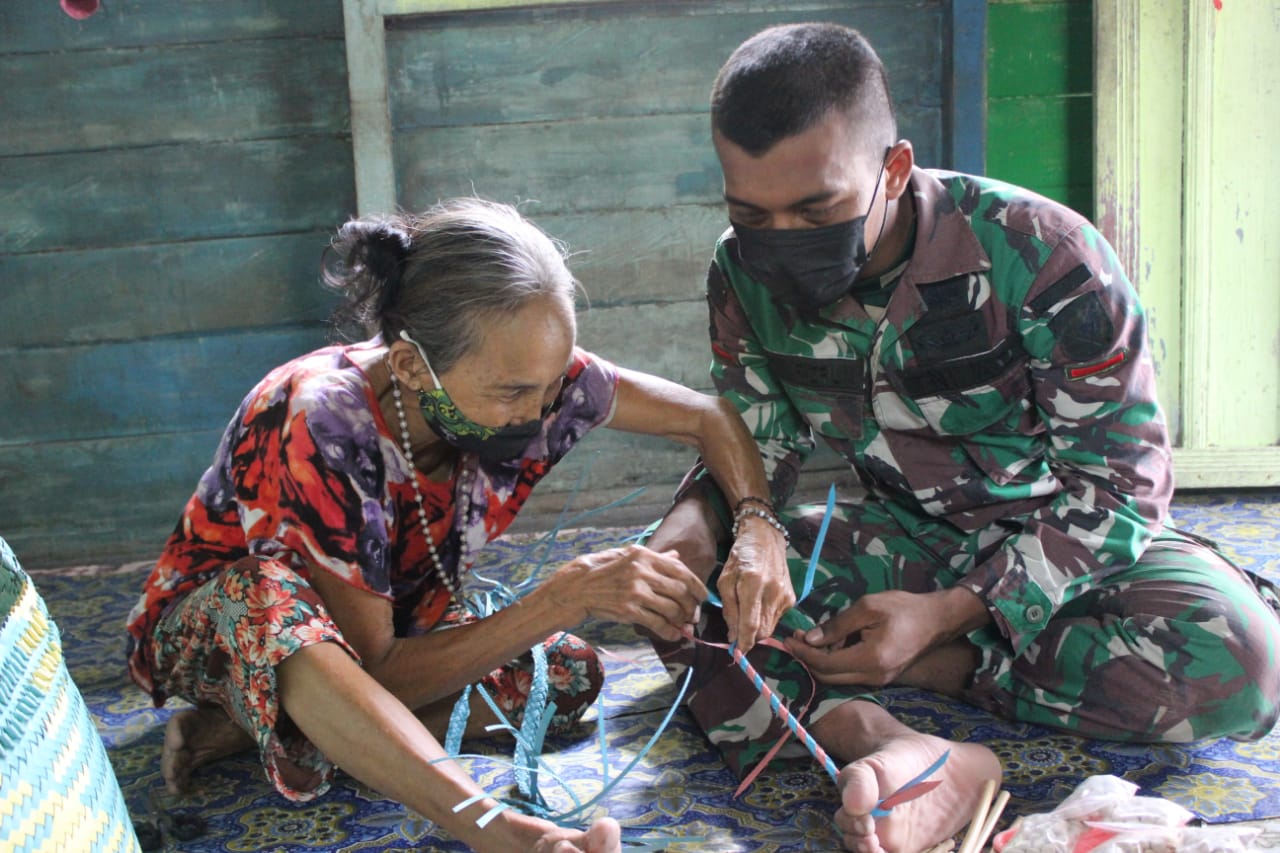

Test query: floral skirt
[150,556,603,801]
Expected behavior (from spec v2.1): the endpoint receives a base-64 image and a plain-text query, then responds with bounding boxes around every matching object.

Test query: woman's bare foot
[834,732,1001,853]
[161,705,254,794]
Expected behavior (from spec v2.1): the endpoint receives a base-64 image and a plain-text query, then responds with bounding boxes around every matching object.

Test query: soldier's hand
[783,590,954,686]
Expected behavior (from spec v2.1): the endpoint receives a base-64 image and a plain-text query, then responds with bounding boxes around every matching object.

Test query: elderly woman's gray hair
[324,198,579,372]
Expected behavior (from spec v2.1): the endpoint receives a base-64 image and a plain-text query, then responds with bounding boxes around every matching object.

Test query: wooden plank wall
[985,0,1094,216]
[0,1,355,566]
[379,0,952,533]
[1,0,971,565]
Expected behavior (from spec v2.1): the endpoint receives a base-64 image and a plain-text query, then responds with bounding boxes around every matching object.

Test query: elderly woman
[125,198,794,853]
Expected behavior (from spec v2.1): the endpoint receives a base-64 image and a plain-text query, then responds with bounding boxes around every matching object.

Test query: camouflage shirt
[707,167,1174,652]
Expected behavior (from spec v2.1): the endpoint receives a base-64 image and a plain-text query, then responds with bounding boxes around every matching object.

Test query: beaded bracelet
[731,505,790,544]
[733,495,776,516]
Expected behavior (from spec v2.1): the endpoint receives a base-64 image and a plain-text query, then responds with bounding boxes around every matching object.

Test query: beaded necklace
[389,365,472,599]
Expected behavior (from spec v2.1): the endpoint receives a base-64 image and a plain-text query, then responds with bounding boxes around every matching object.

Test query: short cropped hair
[711,23,897,158]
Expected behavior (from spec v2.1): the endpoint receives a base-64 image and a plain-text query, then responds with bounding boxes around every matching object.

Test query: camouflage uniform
[657,168,1280,778]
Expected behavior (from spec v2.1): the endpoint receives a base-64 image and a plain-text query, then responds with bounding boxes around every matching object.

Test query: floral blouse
[126,338,619,699]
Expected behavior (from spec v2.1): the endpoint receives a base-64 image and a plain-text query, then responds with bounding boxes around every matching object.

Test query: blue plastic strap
[451,793,487,814]
[444,683,472,756]
[476,802,510,828]
[798,484,836,602]
[546,665,695,825]
[870,748,951,817]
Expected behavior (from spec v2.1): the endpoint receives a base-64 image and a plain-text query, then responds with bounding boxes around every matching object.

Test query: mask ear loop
[398,329,444,391]
[863,148,893,263]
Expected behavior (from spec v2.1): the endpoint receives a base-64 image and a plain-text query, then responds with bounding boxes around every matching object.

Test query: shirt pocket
[888,337,1033,436]
[765,350,868,443]
[893,339,1043,486]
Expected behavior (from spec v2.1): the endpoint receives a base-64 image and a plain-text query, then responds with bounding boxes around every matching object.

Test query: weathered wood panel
[2,328,328,446]
[386,3,942,131]
[0,430,225,568]
[1,420,855,568]
[549,207,728,305]
[2,1,343,54]
[0,301,715,449]
[2,0,973,565]
[0,39,349,156]
[0,138,355,254]
[377,0,957,536]
[576,302,715,392]
[0,0,356,566]
[393,106,939,217]
[509,434,857,537]
[0,233,337,348]
[394,112,720,215]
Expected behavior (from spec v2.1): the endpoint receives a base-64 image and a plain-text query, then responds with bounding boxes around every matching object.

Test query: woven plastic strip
[799,484,837,601]
[435,669,706,847]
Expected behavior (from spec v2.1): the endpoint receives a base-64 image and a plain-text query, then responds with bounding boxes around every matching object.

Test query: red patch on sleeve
[711,342,737,364]
[1067,350,1127,380]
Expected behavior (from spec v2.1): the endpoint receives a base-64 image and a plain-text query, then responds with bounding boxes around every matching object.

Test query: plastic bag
[993,775,1259,853]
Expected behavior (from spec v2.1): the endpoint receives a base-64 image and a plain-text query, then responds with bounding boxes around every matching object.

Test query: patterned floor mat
[28,492,1280,851]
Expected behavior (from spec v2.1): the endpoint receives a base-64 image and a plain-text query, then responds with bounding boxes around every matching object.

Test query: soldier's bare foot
[161,705,254,794]
[834,732,1001,853]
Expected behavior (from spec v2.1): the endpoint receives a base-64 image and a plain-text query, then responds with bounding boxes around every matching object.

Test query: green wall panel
[985,0,1093,216]
[987,1,1092,98]
[0,431,226,568]
[985,94,1093,208]
[386,4,943,131]
[2,0,986,565]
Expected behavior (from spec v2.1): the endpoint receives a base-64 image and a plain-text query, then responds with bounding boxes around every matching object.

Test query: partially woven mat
[0,537,141,853]
[29,493,1280,851]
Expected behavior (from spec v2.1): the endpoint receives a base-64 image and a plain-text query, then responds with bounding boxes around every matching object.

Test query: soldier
[646,22,1280,853]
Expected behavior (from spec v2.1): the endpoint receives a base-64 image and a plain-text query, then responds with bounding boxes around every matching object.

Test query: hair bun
[360,221,412,288]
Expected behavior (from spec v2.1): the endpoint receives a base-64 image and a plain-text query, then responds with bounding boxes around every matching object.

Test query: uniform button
[1025,604,1045,623]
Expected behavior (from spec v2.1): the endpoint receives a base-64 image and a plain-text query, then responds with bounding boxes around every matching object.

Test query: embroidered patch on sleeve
[1050,291,1115,362]
[1066,349,1128,380]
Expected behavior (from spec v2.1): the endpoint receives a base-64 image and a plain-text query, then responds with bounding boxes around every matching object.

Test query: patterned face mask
[399,331,542,463]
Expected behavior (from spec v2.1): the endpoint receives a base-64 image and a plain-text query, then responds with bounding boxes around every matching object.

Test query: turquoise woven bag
[0,537,142,853]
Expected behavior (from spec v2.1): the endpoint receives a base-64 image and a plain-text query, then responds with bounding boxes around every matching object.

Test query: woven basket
[0,537,142,853]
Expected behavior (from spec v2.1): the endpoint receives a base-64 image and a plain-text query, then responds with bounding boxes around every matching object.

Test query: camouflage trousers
[651,493,1280,779]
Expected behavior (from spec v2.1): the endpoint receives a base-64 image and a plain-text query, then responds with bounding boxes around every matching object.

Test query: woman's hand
[547,544,707,642]
[719,513,794,652]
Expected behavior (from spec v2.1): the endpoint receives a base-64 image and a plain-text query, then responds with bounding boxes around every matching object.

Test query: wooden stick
[956,779,998,853]
[974,790,1011,852]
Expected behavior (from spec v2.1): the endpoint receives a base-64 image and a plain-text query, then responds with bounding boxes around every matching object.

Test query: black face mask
[732,162,887,316]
